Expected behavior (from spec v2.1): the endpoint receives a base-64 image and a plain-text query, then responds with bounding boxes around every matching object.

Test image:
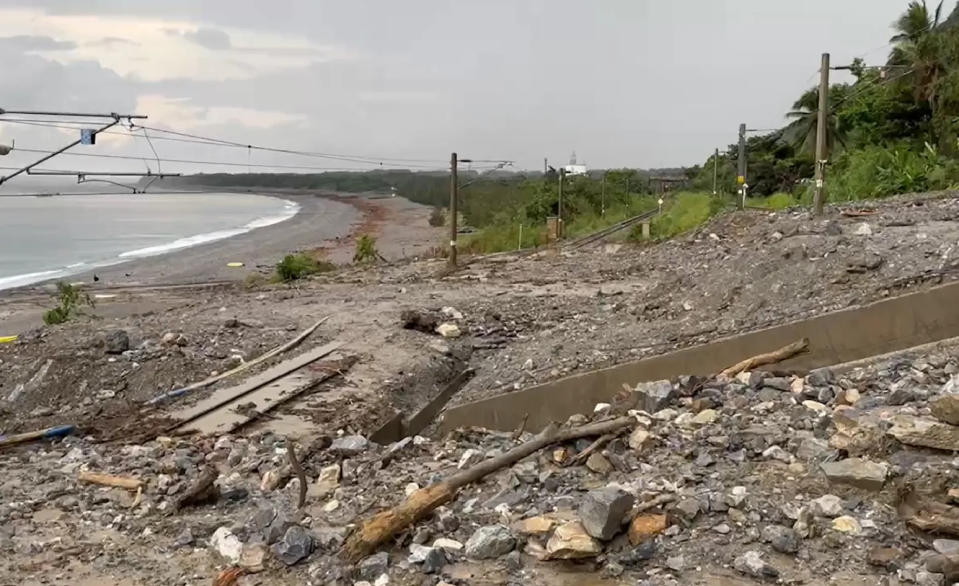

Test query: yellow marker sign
[226,262,245,268]
[0,335,18,344]
[737,175,746,185]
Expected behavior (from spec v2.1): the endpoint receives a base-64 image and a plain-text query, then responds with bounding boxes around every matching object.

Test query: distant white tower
[564,151,587,176]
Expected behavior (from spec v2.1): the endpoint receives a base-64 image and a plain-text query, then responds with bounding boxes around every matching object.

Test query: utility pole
[712,147,719,195]
[737,123,747,208]
[449,152,458,266]
[544,157,548,175]
[601,172,607,216]
[558,168,565,237]
[813,52,830,215]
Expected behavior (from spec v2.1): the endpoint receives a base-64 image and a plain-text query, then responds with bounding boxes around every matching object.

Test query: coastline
[0,190,443,301]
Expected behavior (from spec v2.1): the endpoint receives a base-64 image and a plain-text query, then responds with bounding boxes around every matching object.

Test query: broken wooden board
[168,341,341,435]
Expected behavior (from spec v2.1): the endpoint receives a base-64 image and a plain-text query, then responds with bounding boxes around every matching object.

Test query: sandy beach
[0,191,444,332]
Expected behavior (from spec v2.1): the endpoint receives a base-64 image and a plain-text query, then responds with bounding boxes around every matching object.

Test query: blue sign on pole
[80,129,96,145]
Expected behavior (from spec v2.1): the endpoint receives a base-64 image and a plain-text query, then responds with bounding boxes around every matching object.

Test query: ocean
[0,190,298,290]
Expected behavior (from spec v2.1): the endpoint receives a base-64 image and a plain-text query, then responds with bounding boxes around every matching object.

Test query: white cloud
[0,7,352,82]
[135,95,306,130]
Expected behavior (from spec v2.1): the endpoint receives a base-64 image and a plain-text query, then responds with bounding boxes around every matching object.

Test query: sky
[0,0,952,180]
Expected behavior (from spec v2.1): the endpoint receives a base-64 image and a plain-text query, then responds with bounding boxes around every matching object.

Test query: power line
[7,147,441,172]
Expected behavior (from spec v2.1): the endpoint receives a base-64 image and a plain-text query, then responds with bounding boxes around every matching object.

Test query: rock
[628,514,668,545]
[210,527,243,563]
[412,527,431,545]
[867,547,903,569]
[671,498,700,522]
[810,495,844,518]
[358,552,390,581]
[628,428,651,453]
[838,388,861,406]
[401,310,439,333]
[408,543,433,563]
[889,416,959,451]
[888,385,920,405]
[734,550,779,579]
[712,523,731,534]
[103,329,130,354]
[762,525,799,554]
[173,528,194,548]
[260,469,281,492]
[162,332,177,345]
[726,486,748,508]
[763,445,792,463]
[934,539,959,556]
[832,516,862,534]
[585,452,613,474]
[436,323,462,338]
[803,400,829,413]
[330,435,370,456]
[916,571,946,586]
[464,524,515,559]
[432,538,464,552]
[579,487,635,540]
[690,409,718,425]
[932,395,959,426]
[458,449,484,469]
[854,222,872,236]
[311,463,340,497]
[513,516,555,536]
[666,554,686,571]
[239,544,267,573]
[763,377,792,392]
[271,525,314,566]
[546,521,603,560]
[635,380,675,413]
[422,547,446,574]
[440,306,463,320]
[820,458,888,491]
[797,437,832,462]
[619,540,657,566]
[807,367,835,387]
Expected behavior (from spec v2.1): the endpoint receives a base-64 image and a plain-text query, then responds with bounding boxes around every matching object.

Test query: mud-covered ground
[2,191,959,584]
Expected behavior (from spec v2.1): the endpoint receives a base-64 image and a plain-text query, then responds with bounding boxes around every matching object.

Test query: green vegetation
[353,234,379,263]
[747,192,800,210]
[43,282,94,325]
[631,192,725,241]
[275,253,335,282]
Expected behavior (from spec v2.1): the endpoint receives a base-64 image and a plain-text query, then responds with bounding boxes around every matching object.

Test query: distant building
[563,151,588,176]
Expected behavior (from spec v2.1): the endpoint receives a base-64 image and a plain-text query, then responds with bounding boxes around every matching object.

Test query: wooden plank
[169,341,341,428]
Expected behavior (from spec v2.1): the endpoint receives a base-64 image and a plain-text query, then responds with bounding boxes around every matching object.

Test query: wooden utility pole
[813,52,830,215]
[737,123,746,207]
[557,168,565,237]
[712,148,719,195]
[601,173,607,216]
[449,152,458,266]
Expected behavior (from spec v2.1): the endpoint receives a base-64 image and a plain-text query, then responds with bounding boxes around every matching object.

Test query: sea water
[0,191,298,289]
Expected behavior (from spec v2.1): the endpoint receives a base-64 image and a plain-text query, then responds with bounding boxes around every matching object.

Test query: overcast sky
[0,0,951,180]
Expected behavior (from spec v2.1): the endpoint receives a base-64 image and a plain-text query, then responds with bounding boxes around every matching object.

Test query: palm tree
[889,0,945,111]
[784,87,848,156]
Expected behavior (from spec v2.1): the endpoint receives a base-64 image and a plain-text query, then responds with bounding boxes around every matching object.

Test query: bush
[275,253,334,282]
[353,234,379,263]
[43,281,94,325]
[827,143,959,202]
[747,192,799,211]
[428,207,446,227]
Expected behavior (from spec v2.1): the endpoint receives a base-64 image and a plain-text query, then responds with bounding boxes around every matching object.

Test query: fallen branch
[78,471,142,490]
[145,315,330,405]
[174,467,219,511]
[341,416,634,562]
[719,338,809,378]
[287,440,307,509]
[633,493,676,514]
[0,424,75,450]
[564,431,617,468]
[212,567,245,586]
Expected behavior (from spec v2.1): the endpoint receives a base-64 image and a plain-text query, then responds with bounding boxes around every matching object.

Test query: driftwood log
[77,471,143,490]
[174,467,219,511]
[719,338,809,378]
[341,416,635,562]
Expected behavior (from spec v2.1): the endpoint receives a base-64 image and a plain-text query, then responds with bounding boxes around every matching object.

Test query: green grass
[635,192,725,241]
[43,281,94,325]
[353,234,379,263]
[275,253,335,282]
[746,192,799,211]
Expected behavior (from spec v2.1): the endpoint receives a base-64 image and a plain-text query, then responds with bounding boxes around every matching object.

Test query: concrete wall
[439,279,959,433]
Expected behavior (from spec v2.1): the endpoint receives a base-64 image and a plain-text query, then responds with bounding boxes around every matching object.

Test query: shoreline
[0,192,359,295]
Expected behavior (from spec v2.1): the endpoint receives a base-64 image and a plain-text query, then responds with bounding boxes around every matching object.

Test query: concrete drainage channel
[436,278,959,434]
